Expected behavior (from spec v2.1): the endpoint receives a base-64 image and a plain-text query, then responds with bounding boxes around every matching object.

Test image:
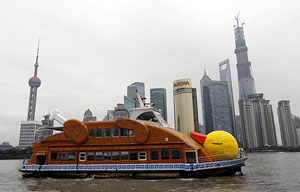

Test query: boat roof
[40,119,206,153]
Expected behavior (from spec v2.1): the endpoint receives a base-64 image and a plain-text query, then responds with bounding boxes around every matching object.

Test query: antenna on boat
[136,92,145,108]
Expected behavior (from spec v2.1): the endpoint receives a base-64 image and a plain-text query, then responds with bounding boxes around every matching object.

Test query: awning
[185,149,196,152]
[35,152,46,156]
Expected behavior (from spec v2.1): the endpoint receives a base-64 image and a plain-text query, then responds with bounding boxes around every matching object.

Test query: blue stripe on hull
[20,158,247,172]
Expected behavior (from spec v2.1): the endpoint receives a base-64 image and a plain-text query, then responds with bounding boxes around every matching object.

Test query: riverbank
[0,147,32,160]
[246,147,300,153]
[0,153,32,160]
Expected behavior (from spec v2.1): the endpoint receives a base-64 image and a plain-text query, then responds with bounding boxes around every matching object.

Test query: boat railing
[198,151,247,163]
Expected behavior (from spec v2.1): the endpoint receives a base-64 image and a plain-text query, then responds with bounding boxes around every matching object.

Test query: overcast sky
[1,0,299,146]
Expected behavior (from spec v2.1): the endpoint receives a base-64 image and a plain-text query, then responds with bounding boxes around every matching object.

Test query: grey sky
[0,0,299,146]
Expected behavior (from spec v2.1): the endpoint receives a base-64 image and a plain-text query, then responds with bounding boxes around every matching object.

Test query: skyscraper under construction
[234,15,256,99]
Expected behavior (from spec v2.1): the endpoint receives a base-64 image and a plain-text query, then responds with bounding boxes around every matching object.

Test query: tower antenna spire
[235,11,240,27]
[34,39,40,77]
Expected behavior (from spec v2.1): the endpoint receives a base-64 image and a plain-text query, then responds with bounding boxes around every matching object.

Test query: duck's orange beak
[190,131,207,145]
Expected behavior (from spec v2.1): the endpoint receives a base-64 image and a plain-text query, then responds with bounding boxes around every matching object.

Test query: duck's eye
[212,142,223,145]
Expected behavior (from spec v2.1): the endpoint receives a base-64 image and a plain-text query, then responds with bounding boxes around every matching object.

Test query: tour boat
[20,93,247,178]
[20,119,247,178]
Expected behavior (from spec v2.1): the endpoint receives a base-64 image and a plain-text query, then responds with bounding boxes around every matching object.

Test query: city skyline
[1,1,300,145]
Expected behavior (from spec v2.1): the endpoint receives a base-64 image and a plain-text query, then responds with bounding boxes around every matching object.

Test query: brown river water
[0,152,300,192]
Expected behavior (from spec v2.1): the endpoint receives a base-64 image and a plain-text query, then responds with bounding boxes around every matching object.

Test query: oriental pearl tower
[27,41,41,121]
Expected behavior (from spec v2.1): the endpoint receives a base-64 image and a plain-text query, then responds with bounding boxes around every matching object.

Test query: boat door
[36,152,46,165]
[185,150,196,163]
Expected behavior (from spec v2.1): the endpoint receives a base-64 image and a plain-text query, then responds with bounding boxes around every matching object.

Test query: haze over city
[1,0,299,146]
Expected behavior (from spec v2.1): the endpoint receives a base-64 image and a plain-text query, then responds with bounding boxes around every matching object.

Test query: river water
[0,152,300,192]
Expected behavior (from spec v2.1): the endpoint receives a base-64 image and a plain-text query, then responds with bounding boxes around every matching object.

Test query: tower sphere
[28,76,41,87]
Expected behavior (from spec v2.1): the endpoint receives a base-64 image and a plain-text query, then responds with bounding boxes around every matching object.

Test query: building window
[104,152,111,161]
[112,152,120,161]
[60,152,67,161]
[96,129,103,138]
[87,152,95,161]
[51,152,58,161]
[104,128,111,137]
[68,152,75,161]
[138,152,147,161]
[121,151,128,160]
[130,152,138,160]
[79,152,86,161]
[161,150,169,160]
[172,150,180,160]
[120,128,128,137]
[151,150,159,160]
[129,130,135,137]
[112,128,119,137]
[96,152,103,161]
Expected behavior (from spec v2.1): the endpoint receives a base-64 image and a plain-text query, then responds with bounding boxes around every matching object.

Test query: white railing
[198,151,247,163]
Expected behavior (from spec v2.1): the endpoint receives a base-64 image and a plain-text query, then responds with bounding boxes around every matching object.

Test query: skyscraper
[219,59,236,137]
[277,101,299,147]
[127,82,145,108]
[234,15,256,99]
[103,110,114,121]
[113,103,129,119]
[127,82,145,100]
[292,115,300,144]
[150,88,168,122]
[200,72,234,135]
[124,95,135,116]
[40,114,54,140]
[173,78,199,135]
[19,121,42,147]
[239,94,277,148]
[200,71,211,134]
[103,104,129,121]
[19,42,43,147]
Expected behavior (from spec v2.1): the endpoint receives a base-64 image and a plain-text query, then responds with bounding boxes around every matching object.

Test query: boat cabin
[29,118,208,166]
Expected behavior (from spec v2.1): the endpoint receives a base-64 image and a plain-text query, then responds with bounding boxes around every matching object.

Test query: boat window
[129,130,135,137]
[136,111,158,122]
[120,128,128,137]
[121,151,128,160]
[151,150,159,160]
[96,152,103,161]
[60,152,67,161]
[104,128,111,137]
[51,152,58,161]
[89,129,94,137]
[87,152,95,161]
[112,128,119,137]
[96,129,103,138]
[112,152,120,161]
[79,152,86,161]
[161,150,169,160]
[138,152,147,161]
[104,152,111,161]
[172,150,180,160]
[68,152,75,161]
[130,152,138,160]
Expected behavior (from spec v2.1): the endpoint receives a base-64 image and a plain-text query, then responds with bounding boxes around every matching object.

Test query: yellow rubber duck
[203,131,238,160]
